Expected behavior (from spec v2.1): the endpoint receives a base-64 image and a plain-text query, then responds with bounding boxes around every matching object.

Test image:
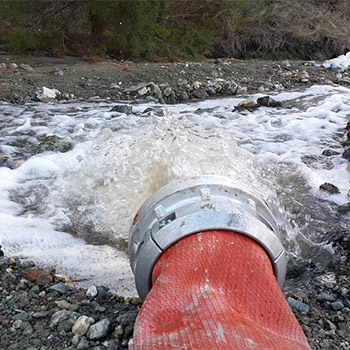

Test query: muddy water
[0,85,349,295]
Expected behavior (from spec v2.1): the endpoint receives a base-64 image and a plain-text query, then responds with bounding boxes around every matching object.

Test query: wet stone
[235,98,259,112]
[342,148,350,160]
[110,105,133,114]
[257,96,282,107]
[207,87,216,96]
[337,203,350,215]
[320,183,340,194]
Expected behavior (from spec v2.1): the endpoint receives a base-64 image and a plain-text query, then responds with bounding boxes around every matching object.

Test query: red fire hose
[129,177,311,350]
[134,231,310,350]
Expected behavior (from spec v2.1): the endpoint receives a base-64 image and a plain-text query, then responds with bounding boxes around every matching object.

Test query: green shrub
[5,31,38,54]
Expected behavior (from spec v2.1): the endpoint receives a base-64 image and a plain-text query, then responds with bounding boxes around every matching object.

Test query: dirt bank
[1,54,350,105]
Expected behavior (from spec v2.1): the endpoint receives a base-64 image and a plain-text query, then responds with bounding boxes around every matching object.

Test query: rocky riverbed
[0,247,139,350]
[1,54,350,105]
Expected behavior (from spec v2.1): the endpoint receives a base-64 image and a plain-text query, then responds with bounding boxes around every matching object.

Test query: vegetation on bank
[1,0,350,60]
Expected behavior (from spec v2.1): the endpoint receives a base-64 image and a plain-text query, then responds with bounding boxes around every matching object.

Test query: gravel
[1,234,349,350]
[1,54,350,105]
[0,251,140,350]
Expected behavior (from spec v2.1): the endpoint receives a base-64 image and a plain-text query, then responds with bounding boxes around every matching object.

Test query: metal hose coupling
[129,176,286,301]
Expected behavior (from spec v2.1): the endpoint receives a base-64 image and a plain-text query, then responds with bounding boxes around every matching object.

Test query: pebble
[163,86,172,97]
[193,81,202,89]
[137,87,149,96]
[77,336,90,350]
[55,300,72,309]
[72,315,95,336]
[33,311,50,319]
[325,319,337,331]
[86,285,98,297]
[331,301,344,311]
[207,87,216,96]
[13,319,22,329]
[49,282,68,294]
[50,310,79,328]
[237,86,248,94]
[317,292,337,302]
[86,318,111,340]
[13,311,29,321]
[287,297,309,313]
[72,335,80,345]
[114,324,123,338]
[19,63,34,72]
[180,91,189,101]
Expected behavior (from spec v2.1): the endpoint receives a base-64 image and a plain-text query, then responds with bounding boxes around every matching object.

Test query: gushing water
[0,85,349,295]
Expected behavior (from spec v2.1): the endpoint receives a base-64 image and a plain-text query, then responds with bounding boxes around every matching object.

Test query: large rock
[86,318,111,340]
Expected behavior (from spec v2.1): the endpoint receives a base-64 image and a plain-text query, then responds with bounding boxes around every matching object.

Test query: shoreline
[1,54,350,105]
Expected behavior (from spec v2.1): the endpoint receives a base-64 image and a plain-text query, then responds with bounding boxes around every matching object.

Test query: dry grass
[214,0,350,59]
[1,0,350,60]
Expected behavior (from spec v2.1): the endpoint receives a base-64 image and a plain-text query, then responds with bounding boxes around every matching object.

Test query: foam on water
[0,84,349,295]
